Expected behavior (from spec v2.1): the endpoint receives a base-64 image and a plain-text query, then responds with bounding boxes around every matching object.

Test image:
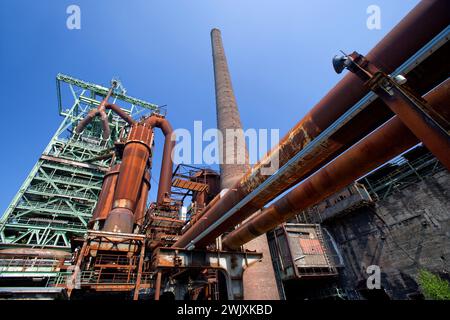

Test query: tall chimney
[211,28,249,190]
[211,28,280,300]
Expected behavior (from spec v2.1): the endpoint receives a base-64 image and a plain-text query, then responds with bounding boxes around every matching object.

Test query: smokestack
[211,28,249,189]
[211,28,280,300]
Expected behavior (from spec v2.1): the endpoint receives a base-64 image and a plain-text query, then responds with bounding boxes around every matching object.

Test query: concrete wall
[324,169,450,299]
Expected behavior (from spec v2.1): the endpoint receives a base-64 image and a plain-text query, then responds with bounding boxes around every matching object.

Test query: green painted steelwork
[0,75,158,250]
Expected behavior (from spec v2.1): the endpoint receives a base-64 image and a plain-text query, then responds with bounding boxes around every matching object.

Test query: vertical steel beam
[154,271,162,300]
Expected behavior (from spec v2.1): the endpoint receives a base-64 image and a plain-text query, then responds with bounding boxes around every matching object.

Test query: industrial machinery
[0,0,449,300]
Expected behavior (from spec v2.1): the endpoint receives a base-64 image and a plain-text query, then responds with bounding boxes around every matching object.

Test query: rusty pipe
[175,75,450,249]
[144,115,175,205]
[182,190,223,233]
[106,103,135,126]
[75,108,98,135]
[75,85,136,139]
[103,123,154,233]
[222,120,416,249]
[174,1,449,248]
[75,85,115,135]
[75,108,111,139]
[99,110,111,139]
[222,79,450,250]
[89,164,121,228]
[134,170,151,227]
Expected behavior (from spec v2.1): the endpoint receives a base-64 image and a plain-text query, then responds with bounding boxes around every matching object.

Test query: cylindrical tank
[134,170,151,227]
[103,123,153,233]
[88,164,120,229]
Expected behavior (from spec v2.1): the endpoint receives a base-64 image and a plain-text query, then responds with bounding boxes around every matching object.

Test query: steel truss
[0,74,159,250]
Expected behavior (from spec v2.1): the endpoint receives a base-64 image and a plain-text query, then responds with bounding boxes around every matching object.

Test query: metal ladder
[315,225,337,274]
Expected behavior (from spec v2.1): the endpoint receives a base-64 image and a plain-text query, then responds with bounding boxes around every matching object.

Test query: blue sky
[0,0,420,213]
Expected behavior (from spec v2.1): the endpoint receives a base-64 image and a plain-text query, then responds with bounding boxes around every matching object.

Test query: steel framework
[361,146,446,200]
[0,74,159,250]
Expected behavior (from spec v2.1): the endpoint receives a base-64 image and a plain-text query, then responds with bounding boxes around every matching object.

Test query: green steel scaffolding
[0,74,159,250]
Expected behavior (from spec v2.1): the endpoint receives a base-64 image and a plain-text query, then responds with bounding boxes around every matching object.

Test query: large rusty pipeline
[88,164,121,228]
[174,0,450,249]
[144,115,175,204]
[222,118,417,249]
[222,79,450,250]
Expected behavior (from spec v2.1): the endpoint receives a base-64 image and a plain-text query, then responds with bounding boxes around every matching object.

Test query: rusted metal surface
[75,85,115,139]
[222,118,418,249]
[0,248,71,259]
[145,115,175,204]
[133,243,147,300]
[152,247,263,300]
[267,224,337,282]
[102,113,175,233]
[184,192,221,229]
[64,230,148,297]
[222,78,450,250]
[425,77,450,125]
[134,170,151,227]
[104,123,154,233]
[380,85,450,169]
[343,51,450,169]
[89,164,120,228]
[172,179,208,192]
[175,2,449,248]
[105,103,134,125]
[75,83,135,140]
[211,28,250,189]
[187,170,221,224]
[154,271,162,300]
[76,103,134,138]
[40,154,109,172]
